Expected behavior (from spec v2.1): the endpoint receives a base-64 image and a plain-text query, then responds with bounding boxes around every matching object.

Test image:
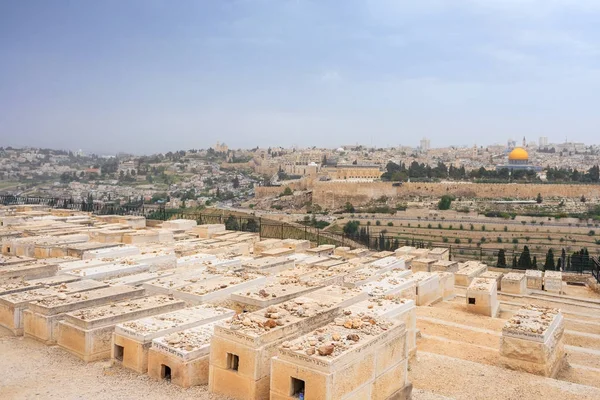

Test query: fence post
[281,223,284,240]
[449,245,452,261]
[304,226,307,241]
[259,218,262,239]
[239,217,242,232]
[317,230,320,246]
[479,248,483,261]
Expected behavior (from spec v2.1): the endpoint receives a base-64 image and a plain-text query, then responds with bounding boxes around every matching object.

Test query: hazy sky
[2,0,600,154]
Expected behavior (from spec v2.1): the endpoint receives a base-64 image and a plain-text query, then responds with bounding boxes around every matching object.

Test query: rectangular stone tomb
[62,262,151,280]
[370,255,405,271]
[56,295,185,362]
[312,259,346,270]
[147,321,220,387]
[207,286,367,400]
[333,246,351,258]
[345,248,370,258]
[0,261,59,280]
[395,246,416,257]
[0,279,107,335]
[297,270,347,288]
[281,239,311,253]
[176,253,218,268]
[526,270,543,291]
[102,271,176,287]
[253,239,284,254]
[343,265,399,288]
[297,256,332,267]
[371,250,395,259]
[411,258,437,273]
[305,245,335,257]
[431,260,459,273]
[230,281,319,311]
[65,242,121,258]
[270,314,411,400]
[466,278,499,317]
[192,224,226,239]
[433,271,455,301]
[260,247,295,258]
[410,272,441,306]
[118,251,177,270]
[409,248,430,259]
[428,247,450,261]
[359,273,416,300]
[0,275,79,296]
[544,271,562,294]
[113,305,234,374]
[81,245,141,260]
[243,257,295,274]
[23,285,144,344]
[142,270,221,295]
[162,219,198,231]
[170,274,267,304]
[500,305,565,377]
[0,255,36,266]
[480,271,504,290]
[501,272,527,295]
[454,264,488,287]
[347,296,417,357]
[58,258,119,273]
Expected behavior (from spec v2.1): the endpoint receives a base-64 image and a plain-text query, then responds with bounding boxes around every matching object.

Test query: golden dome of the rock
[508,147,529,161]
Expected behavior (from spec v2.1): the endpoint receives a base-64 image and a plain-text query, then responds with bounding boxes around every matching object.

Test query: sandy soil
[409,352,600,400]
[0,327,231,400]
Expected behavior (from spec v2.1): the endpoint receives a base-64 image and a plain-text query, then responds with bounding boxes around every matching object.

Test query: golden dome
[508,147,529,161]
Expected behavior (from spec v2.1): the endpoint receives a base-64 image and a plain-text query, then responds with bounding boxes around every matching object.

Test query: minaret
[522,137,526,148]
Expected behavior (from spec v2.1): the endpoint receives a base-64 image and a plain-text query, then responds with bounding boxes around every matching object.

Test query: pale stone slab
[171,274,267,304]
[57,295,185,362]
[0,280,107,335]
[526,269,543,290]
[480,271,504,290]
[455,264,487,287]
[0,275,79,296]
[410,271,441,306]
[501,272,527,295]
[411,258,437,272]
[162,219,198,231]
[62,262,151,280]
[82,245,141,260]
[243,257,295,274]
[305,245,335,257]
[431,260,459,273]
[429,247,450,261]
[466,278,499,317]
[544,271,562,294]
[23,285,144,344]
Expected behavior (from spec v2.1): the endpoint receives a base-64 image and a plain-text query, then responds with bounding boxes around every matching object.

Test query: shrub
[588,230,596,236]
[455,238,461,244]
[282,187,293,196]
[512,238,519,244]
[438,223,442,229]
[470,224,474,231]
[442,237,449,243]
[376,220,381,226]
[468,238,473,243]
[459,224,464,230]
[481,225,486,231]
[504,226,508,232]
[428,224,432,229]
[438,195,454,210]
[497,237,503,243]
[387,222,394,227]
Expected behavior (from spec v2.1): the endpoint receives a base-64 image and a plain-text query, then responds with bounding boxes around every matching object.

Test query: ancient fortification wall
[309,181,600,208]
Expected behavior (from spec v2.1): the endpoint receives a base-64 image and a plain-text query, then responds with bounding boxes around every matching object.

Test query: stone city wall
[310,181,600,208]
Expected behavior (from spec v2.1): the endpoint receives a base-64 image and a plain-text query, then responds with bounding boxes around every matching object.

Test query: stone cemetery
[2,205,600,399]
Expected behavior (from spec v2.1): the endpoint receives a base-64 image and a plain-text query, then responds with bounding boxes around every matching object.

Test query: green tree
[544,249,555,271]
[225,215,240,231]
[497,249,507,267]
[438,195,454,210]
[536,193,543,204]
[282,187,293,196]
[232,176,240,189]
[518,246,532,269]
[344,202,355,213]
[512,255,518,269]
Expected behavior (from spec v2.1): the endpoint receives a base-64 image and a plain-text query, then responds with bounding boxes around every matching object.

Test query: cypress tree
[497,249,507,268]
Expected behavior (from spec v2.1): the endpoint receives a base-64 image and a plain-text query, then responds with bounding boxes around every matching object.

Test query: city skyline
[2,1,600,153]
